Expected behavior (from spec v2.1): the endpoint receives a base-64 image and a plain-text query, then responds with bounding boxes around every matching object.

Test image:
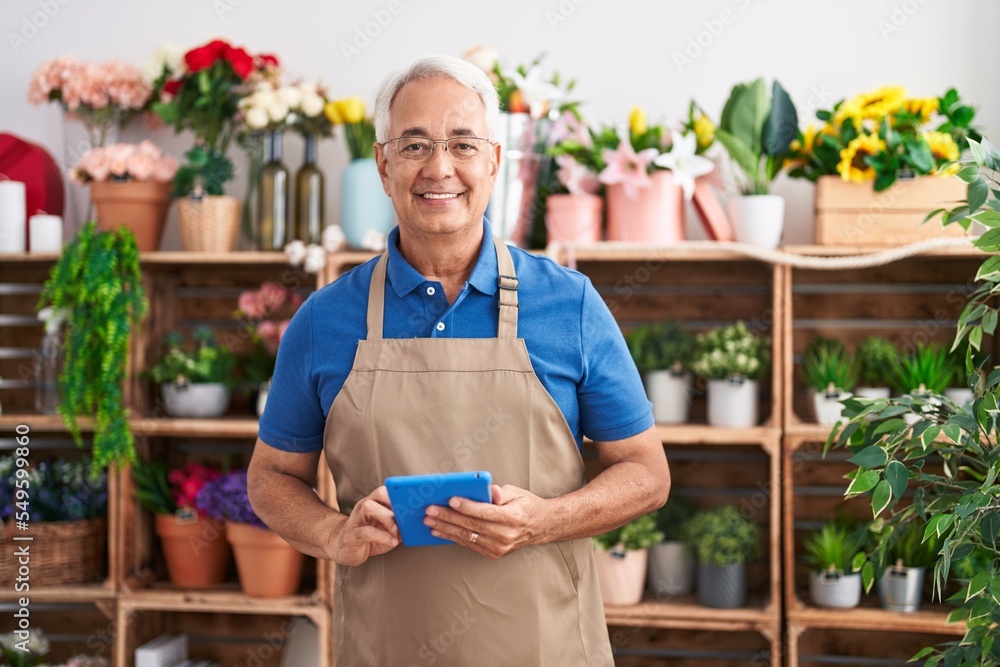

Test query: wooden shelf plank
[123,587,324,615]
[129,417,259,439]
[547,242,773,263]
[782,243,984,258]
[0,414,79,431]
[604,594,777,631]
[787,601,964,635]
[655,424,781,447]
[0,583,116,603]
[138,251,290,265]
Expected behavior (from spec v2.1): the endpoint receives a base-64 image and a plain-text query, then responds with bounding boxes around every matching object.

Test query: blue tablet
[385,471,493,547]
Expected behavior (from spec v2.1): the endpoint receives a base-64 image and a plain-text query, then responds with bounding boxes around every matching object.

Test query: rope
[547,236,982,270]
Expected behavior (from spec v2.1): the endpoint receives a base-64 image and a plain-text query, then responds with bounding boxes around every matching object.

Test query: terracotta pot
[177,194,241,252]
[90,179,172,251]
[154,513,230,588]
[606,171,684,243]
[225,521,304,597]
[545,193,603,244]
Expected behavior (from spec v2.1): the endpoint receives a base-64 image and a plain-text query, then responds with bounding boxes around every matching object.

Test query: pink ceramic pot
[606,171,684,243]
[545,193,603,244]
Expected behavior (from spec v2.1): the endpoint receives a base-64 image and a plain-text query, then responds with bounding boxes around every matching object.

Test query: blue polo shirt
[258,220,653,453]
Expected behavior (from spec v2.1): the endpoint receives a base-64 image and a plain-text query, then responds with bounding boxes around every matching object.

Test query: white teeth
[422,193,459,199]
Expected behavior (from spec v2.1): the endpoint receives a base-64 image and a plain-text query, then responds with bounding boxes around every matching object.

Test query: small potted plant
[853,336,899,399]
[684,505,762,609]
[131,459,230,588]
[593,512,663,606]
[803,520,870,609]
[148,327,236,418]
[877,520,940,613]
[647,495,698,597]
[893,343,953,424]
[801,337,857,425]
[626,321,697,424]
[197,469,304,598]
[691,322,770,428]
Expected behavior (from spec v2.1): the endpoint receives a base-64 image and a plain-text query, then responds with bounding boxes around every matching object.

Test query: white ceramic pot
[707,378,759,428]
[878,565,925,612]
[944,387,974,407]
[811,390,851,425]
[644,371,691,424]
[162,382,231,418]
[902,392,941,425]
[593,547,649,606]
[854,386,891,400]
[809,570,862,609]
[728,194,785,249]
[647,541,695,597]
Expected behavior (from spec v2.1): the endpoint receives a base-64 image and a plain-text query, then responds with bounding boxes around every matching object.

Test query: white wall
[3,0,999,248]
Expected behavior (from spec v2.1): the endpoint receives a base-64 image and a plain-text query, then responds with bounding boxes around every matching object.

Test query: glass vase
[294,134,324,244]
[256,131,289,251]
[34,330,62,415]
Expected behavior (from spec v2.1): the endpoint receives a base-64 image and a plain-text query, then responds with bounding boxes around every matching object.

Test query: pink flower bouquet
[69,141,178,185]
[233,281,303,385]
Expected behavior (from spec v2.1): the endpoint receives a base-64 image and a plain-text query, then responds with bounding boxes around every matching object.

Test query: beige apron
[324,237,614,666]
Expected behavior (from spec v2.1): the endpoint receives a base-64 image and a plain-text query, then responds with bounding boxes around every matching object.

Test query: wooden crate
[609,626,778,666]
[814,175,968,246]
[0,258,53,414]
[0,600,116,661]
[788,623,964,667]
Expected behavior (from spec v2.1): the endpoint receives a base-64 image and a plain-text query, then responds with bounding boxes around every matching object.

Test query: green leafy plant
[147,327,236,385]
[683,505,762,567]
[625,322,697,374]
[894,342,954,394]
[36,222,147,472]
[690,321,770,381]
[885,519,941,569]
[593,512,664,552]
[131,459,174,515]
[713,77,798,195]
[803,521,870,573]
[854,337,900,388]
[653,495,698,543]
[801,337,857,393]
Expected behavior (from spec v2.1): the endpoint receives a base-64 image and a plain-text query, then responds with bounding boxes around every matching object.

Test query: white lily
[505,66,561,119]
[653,131,715,200]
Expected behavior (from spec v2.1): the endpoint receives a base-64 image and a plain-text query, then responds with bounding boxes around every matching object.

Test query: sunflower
[837,134,886,183]
[693,114,714,151]
[922,131,959,162]
[904,97,939,123]
[791,124,817,155]
[834,86,907,125]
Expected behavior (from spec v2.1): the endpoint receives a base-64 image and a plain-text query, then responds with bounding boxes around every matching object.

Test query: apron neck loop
[365,236,520,340]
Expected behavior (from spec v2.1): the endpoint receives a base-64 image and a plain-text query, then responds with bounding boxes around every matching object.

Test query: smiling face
[375,76,500,241]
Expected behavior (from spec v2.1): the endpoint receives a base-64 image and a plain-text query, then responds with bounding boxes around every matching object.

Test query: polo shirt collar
[386,218,500,297]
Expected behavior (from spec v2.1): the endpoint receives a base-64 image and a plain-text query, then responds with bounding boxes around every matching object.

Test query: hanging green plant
[37,222,148,472]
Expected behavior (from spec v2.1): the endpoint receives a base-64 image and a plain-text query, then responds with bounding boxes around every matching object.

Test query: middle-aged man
[248,54,670,666]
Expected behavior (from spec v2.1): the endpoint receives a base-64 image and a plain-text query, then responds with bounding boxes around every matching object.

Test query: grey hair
[373,55,500,143]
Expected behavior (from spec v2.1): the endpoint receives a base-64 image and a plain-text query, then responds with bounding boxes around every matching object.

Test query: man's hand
[423,484,547,559]
[330,486,401,566]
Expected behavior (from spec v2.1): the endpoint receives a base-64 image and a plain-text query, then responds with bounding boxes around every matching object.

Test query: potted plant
[690,322,770,428]
[545,112,605,244]
[853,336,899,399]
[803,521,870,609]
[801,337,857,425]
[148,327,236,418]
[132,459,230,588]
[36,222,147,471]
[0,456,108,586]
[197,469,304,598]
[713,77,798,249]
[625,321,697,424]
[69,141,179,252]
[894,342,953,424]
[684,505,762,609]
[647,495,698,597]
[593,512,663,606]
[876,520,940,613]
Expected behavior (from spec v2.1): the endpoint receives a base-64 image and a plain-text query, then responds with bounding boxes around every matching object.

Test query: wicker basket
[0,517,107,586]
[177,194,241,252]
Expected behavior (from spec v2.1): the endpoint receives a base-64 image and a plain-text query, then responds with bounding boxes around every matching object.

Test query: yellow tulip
[324,101,343,126]
[629,106,647,136]
[335,96,366,125]
[694,114,715,150]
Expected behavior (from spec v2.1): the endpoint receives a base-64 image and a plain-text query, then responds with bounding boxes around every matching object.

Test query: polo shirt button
[426,286,436,296]
[436,322,445,332]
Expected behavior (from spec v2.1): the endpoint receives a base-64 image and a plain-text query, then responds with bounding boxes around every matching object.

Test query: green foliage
[690,321,770,381]
[593,512,664,552]
[886,519,941,569]
[37,223,147,473]
[131,459,175,515]
[625,322,696,373]
[801,337,857,392]
[803,521,871,573]
[854,337,900,387]
[895,343,955,394]
[715,77,797,195]
[652,495,698,543]
[147,326,236,385]
[684,505,762,566]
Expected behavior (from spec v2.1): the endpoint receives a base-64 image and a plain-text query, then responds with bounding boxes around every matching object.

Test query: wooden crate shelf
[786,599,962,635]
[605,595,777,632]
[0,582,116,603]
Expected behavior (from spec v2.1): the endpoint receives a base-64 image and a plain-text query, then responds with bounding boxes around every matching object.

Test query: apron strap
[365,235,520,340]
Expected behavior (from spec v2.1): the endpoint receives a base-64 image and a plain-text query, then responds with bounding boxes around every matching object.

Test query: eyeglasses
[383,136,494,162]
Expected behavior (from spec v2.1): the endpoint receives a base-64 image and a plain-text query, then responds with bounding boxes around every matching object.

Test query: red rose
[223,45,254,80]
[256,53,280,69]
[185,39,226,74]
[163,79,182,96]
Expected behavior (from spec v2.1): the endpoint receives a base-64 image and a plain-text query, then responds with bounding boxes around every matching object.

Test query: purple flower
[195,470,266,529]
